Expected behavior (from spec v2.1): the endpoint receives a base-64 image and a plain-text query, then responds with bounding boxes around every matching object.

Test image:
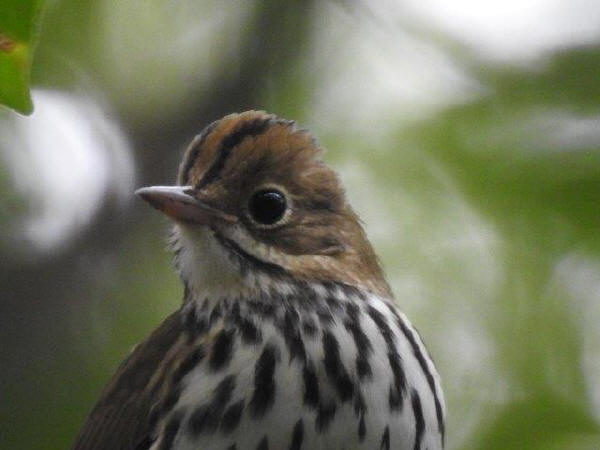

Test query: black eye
[249,189,287,225]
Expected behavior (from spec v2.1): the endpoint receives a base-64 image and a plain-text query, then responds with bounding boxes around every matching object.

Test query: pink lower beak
[135,185,237,225]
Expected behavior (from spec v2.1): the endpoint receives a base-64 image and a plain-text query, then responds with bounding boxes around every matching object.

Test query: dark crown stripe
[180,120,219,184]
[385,303,445,444]
[197,117,272,188]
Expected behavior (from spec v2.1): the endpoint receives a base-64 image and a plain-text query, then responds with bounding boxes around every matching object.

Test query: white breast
[150,285,445,450]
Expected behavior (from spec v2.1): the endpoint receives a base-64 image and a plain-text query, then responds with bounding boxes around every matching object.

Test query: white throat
[172,224,249,301]
[171,224,300,304]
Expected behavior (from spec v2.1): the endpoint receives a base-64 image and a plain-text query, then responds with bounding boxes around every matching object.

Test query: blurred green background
[1,1,600,449]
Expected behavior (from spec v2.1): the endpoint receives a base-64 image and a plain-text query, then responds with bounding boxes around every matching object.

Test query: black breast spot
[188,375,236,435]
[302,363,320,408]
[249,344,278,418]
[380,425,390,450]
[289,419,304,450]
[368,306,407,410]
[322,331,354,402]
[209,329,235,371]
[221,399,245,433]
[411,389,425,450]
[256,435,269,450]
[315,402,337,433]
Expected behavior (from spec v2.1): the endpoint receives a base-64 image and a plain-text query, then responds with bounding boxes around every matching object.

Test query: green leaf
[0,0,45,114]
[469,393,600,450]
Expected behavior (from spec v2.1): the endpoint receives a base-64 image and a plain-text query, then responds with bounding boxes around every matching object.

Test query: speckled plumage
[72,111,445,450]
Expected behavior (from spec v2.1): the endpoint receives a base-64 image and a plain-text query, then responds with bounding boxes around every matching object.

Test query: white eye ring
[245,184,293,228]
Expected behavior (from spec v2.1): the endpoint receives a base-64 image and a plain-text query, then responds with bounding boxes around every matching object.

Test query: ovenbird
[73,111,445,450]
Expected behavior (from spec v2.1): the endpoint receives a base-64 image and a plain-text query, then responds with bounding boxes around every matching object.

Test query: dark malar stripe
[385,303,445,443]
[250,344,278,417]
[214,232,287,278]
[180,119,219,184]
[197,117,272,188]
[411,389,425,450]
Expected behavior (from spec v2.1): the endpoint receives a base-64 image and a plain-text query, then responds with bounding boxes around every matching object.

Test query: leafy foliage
[1,2,599,449]
[0,0,44,114]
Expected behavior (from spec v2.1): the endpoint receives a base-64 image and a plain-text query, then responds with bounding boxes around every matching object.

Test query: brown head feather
[176,111,391,297]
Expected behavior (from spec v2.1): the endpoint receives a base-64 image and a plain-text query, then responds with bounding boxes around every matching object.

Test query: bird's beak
[135,185,237,225]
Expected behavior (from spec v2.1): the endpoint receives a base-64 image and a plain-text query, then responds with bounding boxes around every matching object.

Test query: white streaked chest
[150,287,445,450]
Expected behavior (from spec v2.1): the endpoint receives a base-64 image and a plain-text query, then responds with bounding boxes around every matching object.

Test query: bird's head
[137,111,390,300]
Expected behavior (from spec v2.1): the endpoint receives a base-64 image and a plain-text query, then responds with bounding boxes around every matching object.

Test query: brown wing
[72,310,186,450]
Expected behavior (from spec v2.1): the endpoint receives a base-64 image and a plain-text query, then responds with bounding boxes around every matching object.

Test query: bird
[72,111,445,450]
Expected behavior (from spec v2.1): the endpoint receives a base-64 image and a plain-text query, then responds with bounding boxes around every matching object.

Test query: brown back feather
[72,311,186,450]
